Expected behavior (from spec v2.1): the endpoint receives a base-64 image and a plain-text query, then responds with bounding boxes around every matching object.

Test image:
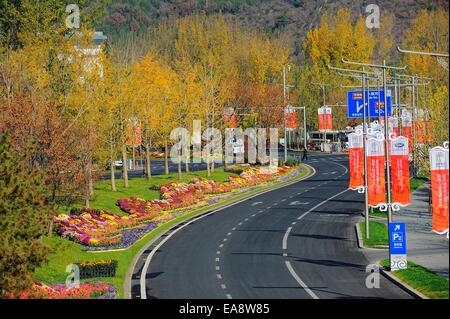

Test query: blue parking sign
[389,222,407,255]
[347,90,392,118]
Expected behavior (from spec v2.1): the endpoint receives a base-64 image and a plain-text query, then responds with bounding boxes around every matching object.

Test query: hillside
[98,0,449,56]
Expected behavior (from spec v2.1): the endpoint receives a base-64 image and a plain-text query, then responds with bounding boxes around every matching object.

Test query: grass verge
[380,259,449,299]
[34,165,311,298]
[87,168,236,214]
[359,221,388,248]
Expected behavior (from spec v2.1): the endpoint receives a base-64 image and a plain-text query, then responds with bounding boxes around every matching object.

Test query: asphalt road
[131,153,413,299]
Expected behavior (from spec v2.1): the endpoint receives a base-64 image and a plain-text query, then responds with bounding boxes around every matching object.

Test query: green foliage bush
[0,133,51,294]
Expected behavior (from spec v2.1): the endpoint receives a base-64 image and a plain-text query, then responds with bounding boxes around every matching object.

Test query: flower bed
[3,282,116,299]
[54,166,295,250]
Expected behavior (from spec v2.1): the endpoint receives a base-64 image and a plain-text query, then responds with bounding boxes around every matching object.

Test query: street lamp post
[341,58,407,223]
[328,65,379,239]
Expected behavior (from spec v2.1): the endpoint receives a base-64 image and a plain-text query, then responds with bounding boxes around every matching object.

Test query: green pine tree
[0,133,51,296]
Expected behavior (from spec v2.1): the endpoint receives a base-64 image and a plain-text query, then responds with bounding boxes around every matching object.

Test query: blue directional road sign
[347,90,392,118]
[389,222,407,255]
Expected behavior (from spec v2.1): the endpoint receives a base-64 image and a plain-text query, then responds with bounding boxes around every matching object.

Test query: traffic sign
[389,222,407,270]
[347,90,392,118]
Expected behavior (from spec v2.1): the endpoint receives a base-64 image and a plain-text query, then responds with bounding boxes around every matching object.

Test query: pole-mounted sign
[347,90,392,118]
[348,131,364,192]
[366,134,386,208]
[430,143,449,238]
[389,222,407,270]
[390,136,411,207]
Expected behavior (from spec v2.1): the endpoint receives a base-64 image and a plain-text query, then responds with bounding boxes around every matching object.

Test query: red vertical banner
[224,108,237,128]
[366,137,386,207]
[402,110,413,155]
[318,107,325,131]
[224,114,237,128]
[390,136,411,206]
[348,132,364,190]
[430,146,449,236]
[325,107,333,131]
[285,106,296,130]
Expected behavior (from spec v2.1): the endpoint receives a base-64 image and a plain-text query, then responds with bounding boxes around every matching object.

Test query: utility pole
[283,65,288,162]
[312,82,331,150]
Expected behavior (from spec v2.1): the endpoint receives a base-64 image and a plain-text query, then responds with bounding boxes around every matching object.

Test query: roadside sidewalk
[396,183,449,279]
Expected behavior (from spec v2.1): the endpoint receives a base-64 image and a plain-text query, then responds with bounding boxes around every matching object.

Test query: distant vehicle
[114,160,123,167]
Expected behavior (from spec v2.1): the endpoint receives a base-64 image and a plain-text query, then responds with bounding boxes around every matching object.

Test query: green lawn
[34,165,310,298]
[85,168,237,214]
[359,221,388,248]
[380,259,449,299]
[410,177,428,192]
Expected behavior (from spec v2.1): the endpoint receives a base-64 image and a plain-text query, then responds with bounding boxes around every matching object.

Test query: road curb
[378,261,429,299]
[357,229,429,299]
[124,164,316,299]
[355,223,363,249]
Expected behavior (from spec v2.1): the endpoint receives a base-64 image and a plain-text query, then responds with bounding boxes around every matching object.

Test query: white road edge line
[285,261,319,299]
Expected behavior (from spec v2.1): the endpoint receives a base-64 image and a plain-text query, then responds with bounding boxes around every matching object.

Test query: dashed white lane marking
[282,227,292,250]
[216,251,221,255]
[232,227,236,231]
[238,222,242,226]
[273,203,278,206]
[285,261,319,299]
[291,222,297,225]
[215,258,220,262]
[219,244,224,248]
[221,284,227,289]
[289,201,310,205]
[217,274,222,279]
[267,206,272,209]
[283,253,288,257]
[251,201,263,206]
[223,238,228,242]
[216,266,220,271]
[244,218,249,221]
[281,199,286,202]
[227,232,232,236]
[252,214,256,217]
[226,294,232,299]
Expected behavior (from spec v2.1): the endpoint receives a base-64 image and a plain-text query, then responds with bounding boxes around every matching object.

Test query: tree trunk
[122,144,129,188]
[84,173,90,208]
[178,158,182,180]
[110,158,116,192]
[88,168,94,196]
[164,140,169,175]
[206,158,211,177]
[145,142,152,179]
[185,151,189,173]
[48,219,53,237]
[211,161,215,173]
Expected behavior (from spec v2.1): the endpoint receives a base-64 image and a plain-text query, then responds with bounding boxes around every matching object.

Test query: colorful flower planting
[3,282,116,299]
[54,166,296,250]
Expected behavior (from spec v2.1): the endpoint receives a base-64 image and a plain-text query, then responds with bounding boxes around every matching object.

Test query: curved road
[131,153,412,299]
